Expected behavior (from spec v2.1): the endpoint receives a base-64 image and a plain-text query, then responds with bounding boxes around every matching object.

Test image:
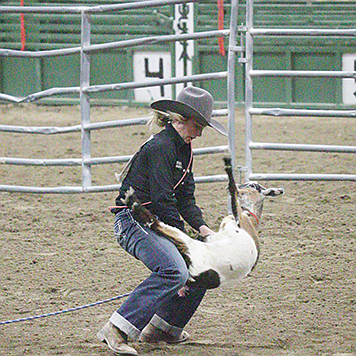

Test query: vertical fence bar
[226,0,239,213]
[244,0,253,181]
[80,9,92,191]
[227,0,238,170]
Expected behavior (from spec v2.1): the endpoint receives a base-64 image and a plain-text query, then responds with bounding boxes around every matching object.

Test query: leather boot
[140,322,189,344]
[97,321,138,355]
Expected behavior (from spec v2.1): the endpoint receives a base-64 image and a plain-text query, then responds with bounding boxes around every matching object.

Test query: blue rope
[0,292,131,326]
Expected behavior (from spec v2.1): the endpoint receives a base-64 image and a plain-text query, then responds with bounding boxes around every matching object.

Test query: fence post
[80,9,92,191]
[227,0,239,170]
[244,0,253,180]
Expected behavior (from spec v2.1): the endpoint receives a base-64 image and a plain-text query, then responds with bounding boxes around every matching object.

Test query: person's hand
[199,225,215,238]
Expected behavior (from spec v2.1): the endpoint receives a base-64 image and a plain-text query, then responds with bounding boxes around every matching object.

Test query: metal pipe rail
[0,47,81,58]
[250,28,356,37]
[250,70,356,79]
[0,71,228,103]
[0,30,230,58]
[249,108,356,118]
[249,173,356,182]
[249,142,356,154]
[85,30,230,55]
[0,108,227,135]
[0,117,148,134]
[84,72,228,94]
[0,87,80,103]
[243,0,356,182]
[1,146,229,167]
[0,0,196,14]
[0,172,230,194]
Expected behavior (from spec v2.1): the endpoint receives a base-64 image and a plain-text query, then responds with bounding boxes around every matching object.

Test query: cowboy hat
[150,86,228,136]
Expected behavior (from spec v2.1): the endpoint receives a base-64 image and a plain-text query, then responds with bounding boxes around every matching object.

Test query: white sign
[342,53,356,105]
[133,51,172,102]
[173,3,195,94]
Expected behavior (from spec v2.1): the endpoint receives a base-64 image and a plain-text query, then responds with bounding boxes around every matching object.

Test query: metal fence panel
[243,0,356,182]
[0,0,236,193]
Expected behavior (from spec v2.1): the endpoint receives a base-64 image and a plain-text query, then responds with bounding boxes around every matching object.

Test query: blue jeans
[109,209,206,340]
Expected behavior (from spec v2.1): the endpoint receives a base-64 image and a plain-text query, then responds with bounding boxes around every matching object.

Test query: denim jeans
[110,209,206,340]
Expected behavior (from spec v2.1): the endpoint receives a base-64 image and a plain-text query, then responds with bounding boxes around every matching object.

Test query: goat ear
[262,187,284,197]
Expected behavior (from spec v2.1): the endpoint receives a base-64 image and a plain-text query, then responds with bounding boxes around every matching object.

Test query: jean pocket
[114,218,126,246]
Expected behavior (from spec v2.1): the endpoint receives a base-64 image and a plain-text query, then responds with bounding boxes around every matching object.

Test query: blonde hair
[147,109,188,129]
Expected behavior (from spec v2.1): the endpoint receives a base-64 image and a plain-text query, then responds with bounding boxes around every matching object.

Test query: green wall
[0,0,355,106]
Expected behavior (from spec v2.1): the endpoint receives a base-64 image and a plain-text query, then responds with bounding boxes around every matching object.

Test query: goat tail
[124,187,159,229]
[223,157,238,222]
[124,188,192,267]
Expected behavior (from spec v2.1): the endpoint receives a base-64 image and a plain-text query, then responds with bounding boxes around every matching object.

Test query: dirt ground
[0,104,355,356]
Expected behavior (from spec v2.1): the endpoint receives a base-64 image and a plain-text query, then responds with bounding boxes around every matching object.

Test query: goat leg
[223,157,239,223]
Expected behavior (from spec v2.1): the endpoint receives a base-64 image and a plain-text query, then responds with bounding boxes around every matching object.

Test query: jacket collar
[165,123,191,150]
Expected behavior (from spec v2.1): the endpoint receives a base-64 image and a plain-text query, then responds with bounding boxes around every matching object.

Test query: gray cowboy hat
[150,86,228,136]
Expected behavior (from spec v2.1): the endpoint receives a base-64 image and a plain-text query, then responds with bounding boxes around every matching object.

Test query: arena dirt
[0,104,355,356]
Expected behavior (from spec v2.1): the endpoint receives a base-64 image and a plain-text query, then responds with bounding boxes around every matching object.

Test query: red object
[20,0,26,51]
[218,0,225,56]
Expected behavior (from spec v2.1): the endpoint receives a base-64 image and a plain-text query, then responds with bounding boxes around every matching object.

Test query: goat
[123,159,284,290]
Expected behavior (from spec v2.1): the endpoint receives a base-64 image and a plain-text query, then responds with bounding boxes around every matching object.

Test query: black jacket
[115,123,206,232]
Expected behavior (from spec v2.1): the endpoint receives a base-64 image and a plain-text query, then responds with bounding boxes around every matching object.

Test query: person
[97,86,228,355]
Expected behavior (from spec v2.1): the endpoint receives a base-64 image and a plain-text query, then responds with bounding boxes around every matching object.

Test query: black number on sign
[145,57,164,97]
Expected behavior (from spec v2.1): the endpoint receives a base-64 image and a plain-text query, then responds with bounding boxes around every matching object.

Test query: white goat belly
[187,229,258,285]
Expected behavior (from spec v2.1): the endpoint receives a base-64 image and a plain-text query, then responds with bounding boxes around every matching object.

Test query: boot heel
[96,329,105,343]
[96,322,138,355]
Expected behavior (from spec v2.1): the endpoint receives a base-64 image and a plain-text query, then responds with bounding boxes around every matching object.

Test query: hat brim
[151,99,228,136]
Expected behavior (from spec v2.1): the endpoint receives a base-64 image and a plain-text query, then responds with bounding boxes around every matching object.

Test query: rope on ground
[0,292,131,326]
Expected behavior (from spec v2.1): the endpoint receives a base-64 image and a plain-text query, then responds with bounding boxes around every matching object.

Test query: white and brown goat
[124,159,284,290]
